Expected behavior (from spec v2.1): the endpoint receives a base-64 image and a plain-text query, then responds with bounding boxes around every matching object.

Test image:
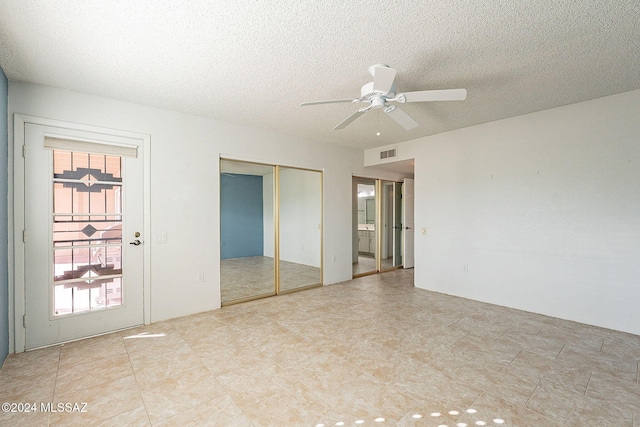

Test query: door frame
[11,114,151,352]
[352,176,405,278]
[402,178,415,269]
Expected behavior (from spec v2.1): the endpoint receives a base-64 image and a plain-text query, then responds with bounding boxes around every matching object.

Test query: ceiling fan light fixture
[371,97,386,109]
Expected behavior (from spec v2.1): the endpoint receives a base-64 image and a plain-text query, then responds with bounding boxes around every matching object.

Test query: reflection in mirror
[220,159,275,304]
[278,167,322,292]
[353,177,377,276]
[381,180,403,270]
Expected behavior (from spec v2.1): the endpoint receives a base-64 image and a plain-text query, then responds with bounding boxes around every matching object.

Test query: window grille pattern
[52,150,124,316]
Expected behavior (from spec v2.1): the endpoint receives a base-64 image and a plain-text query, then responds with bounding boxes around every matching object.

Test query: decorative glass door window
[52,149,124,316]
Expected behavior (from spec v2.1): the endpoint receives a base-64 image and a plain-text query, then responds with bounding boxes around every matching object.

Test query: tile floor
[1,269,639,426]
[352,255,396,277]
[221,256,321,303]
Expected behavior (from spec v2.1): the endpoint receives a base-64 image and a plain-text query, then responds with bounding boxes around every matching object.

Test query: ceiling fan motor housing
[360,81,395,108]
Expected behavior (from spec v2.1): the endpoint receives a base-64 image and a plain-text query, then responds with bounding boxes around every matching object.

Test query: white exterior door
[403,178,415,268]
[23,123,145,349]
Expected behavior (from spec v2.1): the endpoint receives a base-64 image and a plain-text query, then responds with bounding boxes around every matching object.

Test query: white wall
[9,82,407,324]
[366,89,640,335]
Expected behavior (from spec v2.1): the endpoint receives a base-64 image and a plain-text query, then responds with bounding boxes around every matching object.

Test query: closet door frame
[219,157,323,306]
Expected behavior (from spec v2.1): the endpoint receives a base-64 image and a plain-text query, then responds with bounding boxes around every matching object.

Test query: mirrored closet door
[353,177,378,276]
[220,160,276,304]
[220,159,323,305]
[278,166,322,293]
[381,180,403,271]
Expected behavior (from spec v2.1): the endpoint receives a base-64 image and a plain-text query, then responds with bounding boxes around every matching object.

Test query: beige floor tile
[241,380,342,427]
[451,333,522,366]
[153,393,253,427]
[182,324,243,353]
[167,310,229,338]
[600,333,640,361]
[506,349,592,395]
[130,343,206,388]
[312,374,418,424]
[409,342,473,377]
[58,331,126,369]
[202,349,268,378]
[391,370,485,423]
[298,333,366,361]
[215,359,292,409]
[558,344,639,384]
[50,375,144,427]
[0,368,57,403]
[1,345,60,372]
[0,346,60,403]
[525,379,634,427]
[586,370,640,418]
[93,405,150,427]
[54,352,134,396]
[122,323,187,357]
[452,358,541,407]
[537,323,604,352]
[140,365,226,424]
[497,328,566,358]
[0,409,50,427]
[289,351,366,392]
[456,392,564,427]
[344,341,416,384]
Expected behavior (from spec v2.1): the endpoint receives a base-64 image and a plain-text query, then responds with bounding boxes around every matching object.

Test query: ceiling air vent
[380,148,397,159]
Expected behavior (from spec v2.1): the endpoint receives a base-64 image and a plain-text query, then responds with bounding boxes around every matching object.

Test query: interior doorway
[352,176,413,277]
[352,176,409,278]
[352,177,377,276]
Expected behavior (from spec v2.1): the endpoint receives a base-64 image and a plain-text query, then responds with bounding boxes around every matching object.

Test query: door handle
[130,239,142,246]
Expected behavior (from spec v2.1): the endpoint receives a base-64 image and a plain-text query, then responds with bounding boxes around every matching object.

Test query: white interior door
[24,123,145,349]
[403,178,415,268]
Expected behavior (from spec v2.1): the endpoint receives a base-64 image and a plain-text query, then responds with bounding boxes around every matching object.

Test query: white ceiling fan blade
[301,99,355,106]
[334,109,366,130]
[397,88,467,103]
[385,106,419,130]
[372,66,397,94]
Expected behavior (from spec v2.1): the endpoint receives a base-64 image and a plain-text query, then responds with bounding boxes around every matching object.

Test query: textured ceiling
[1,1,639,150]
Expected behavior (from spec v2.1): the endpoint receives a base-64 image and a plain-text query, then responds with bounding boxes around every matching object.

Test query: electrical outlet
[463,264,468,273]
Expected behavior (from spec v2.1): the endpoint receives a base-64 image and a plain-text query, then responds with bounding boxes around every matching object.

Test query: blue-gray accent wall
[220,174,264,260]
[1,66,9,366]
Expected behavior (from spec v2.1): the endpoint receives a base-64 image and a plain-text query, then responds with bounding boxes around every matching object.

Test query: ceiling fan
[301,64,466,131]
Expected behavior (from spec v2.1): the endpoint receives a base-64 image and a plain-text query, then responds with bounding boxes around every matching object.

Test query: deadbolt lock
[134,232,141,238]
